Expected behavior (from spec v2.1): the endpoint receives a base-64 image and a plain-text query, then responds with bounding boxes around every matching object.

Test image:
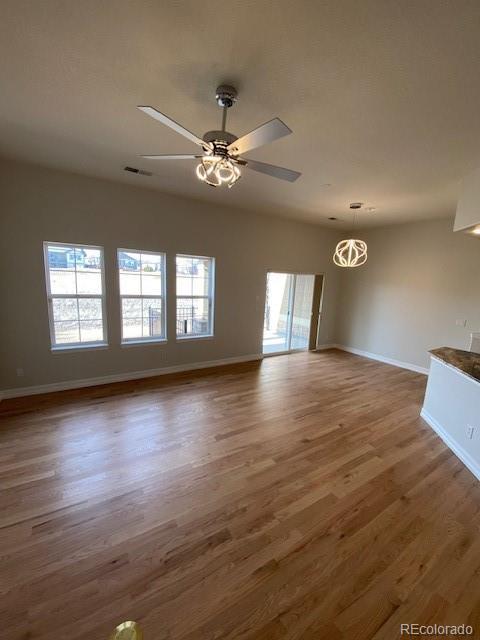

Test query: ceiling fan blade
[228,118,292,155]
[244,158,301,182]
[138,106,205,147]
[141,154,202,160]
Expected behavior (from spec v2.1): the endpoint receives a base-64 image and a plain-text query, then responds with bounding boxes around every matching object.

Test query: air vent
[124,166,152,177]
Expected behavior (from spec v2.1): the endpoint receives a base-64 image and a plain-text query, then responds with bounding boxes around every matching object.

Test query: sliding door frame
[262,270,324,357]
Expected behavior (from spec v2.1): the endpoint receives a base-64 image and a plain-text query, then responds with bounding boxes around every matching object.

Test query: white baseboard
[420,408,480,481]
[0,353,263,401]
[315,343,337,351]
[333,344,429,375]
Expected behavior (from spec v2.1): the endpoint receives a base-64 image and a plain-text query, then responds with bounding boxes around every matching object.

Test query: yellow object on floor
[109,621,143,640]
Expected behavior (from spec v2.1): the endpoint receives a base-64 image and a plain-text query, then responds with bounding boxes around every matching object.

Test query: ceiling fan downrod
[215,85,237,133]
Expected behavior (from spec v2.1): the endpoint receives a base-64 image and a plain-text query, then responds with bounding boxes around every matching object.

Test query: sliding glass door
[263,273,293,354]
[290,274,315,350]
[263,272,316,355]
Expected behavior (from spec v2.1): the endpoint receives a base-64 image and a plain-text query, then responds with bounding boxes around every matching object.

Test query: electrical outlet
[16,367,24,377]
[467,426,475,440]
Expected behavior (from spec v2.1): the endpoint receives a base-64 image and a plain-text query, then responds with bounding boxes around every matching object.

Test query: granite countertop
[430,347,480,383]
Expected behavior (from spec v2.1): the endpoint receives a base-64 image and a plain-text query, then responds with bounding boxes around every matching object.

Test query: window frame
[117,247,167,345]
[43,241,108,351]
[176,253,215,340]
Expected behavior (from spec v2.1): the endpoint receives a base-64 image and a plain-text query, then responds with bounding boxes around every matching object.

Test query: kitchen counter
[422,346,480,481]
[430,347,480,383]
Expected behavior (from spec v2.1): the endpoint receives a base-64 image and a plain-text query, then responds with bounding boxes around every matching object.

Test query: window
[44,242,107,349]
[176,255,215,338]
[118,249,166,343]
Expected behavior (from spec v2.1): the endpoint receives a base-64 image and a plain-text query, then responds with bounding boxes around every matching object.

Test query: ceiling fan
[137,85,301,188]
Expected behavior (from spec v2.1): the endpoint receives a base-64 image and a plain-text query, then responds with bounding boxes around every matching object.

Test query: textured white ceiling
[1,0,480,228]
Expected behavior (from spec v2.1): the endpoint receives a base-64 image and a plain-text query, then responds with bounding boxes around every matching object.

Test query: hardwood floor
[1,349,480,640]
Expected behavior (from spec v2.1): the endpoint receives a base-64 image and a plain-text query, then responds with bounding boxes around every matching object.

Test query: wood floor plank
[1,349,479,639]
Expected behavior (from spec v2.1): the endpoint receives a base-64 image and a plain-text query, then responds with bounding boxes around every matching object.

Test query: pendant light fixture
[333,203,368,268]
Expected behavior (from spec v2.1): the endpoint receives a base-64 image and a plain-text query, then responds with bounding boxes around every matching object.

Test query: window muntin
[44,243,107,348]
[176,255,214,338]
[118,249,166,342]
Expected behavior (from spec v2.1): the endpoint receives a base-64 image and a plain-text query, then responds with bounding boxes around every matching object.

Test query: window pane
[142,298,163,337]
[52,298,78,322]
[176,256,192,274]
[50,270,76,294]
[119,273,141,295]
[119,251,141,271]
[54,321,80,344]
[141,253,162,272]
[191,274,209,296]
[48,245,76,270]
[141,273,162,295]
[122,317,143,340]
[194,258,211,275]
[118,251,141,296]
[122,298,142,318]
[176,297,210,336]
[142,316,163,338]
[74,247,87,269]
[82,248,101,269]
[78,298,102,320]
[76,271,102,295]
[79,320,104,343]
[142,297,162,315]
[176,275,193,296]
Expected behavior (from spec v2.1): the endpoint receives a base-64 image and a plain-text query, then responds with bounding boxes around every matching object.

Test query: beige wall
[3,160,477,393]
[0,159,342,392]
[336,218,480,369]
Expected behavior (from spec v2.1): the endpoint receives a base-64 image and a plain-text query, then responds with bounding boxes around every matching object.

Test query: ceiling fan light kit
[196,155,241,188]
[138,85,301,188]
[333,202,368,267]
